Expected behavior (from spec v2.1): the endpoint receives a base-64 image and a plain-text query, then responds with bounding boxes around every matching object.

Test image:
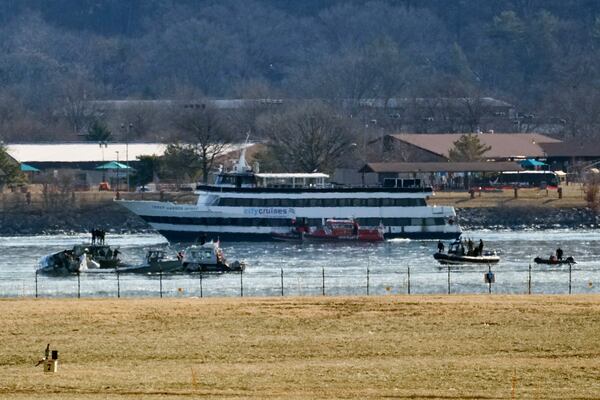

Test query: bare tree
[172,104,233,183]
[258,102,356,173]
[60,79,98,134]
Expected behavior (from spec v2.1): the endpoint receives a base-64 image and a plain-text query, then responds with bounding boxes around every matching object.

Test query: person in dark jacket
[437,240,444,253]
[556,247,563,261]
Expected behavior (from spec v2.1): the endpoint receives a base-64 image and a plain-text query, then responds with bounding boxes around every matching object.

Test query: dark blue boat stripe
[159,230,461,243]
[140,215,447,227]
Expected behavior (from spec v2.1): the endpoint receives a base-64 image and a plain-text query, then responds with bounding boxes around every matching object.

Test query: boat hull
[116,191,462,243]
[117,260,183,274]
[162,230,461,243]
[533,257,575,265]
[433,252,500,265]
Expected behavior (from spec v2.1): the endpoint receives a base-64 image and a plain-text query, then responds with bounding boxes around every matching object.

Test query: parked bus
[488,171,560,188]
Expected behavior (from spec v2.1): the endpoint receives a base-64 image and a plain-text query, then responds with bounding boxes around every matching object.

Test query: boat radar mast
[231,133,252,174]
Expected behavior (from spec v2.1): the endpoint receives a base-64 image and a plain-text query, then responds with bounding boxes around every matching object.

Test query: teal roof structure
[20,163,40,172]
[95,161,133,170]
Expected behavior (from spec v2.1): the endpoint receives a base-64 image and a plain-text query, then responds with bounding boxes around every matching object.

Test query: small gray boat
[117,250,182,274]
[434,239,500,265]
[181,241,245,272]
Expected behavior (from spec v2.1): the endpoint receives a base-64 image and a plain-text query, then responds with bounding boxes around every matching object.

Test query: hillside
[0,1,599,142]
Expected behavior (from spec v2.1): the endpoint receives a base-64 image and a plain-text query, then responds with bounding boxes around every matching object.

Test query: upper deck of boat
[195,184,433,194]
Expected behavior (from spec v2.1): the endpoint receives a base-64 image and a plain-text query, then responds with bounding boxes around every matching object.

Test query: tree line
[0,0,599,183]
[0,1,598,141]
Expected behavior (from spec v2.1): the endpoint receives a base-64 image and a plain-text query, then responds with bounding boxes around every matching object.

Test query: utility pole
[99,141,107,181]
[115,151,120,192]
[121,122,133,191]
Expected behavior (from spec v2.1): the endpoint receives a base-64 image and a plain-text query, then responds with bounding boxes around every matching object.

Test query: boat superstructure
[117,147,461,242]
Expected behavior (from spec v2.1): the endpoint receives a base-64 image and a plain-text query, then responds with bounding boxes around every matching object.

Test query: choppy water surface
[0,230,598,297]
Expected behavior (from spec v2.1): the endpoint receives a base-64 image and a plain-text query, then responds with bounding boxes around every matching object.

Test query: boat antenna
[232,132,251,173]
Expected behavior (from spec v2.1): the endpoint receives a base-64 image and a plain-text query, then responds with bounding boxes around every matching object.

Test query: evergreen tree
[86,119,113,142]
[131,155,160,187]
[0,143,24,185]
[448,134,492,161]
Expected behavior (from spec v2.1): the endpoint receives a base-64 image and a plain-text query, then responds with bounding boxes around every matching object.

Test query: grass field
[1,296,599,399]
[429,184,588,208]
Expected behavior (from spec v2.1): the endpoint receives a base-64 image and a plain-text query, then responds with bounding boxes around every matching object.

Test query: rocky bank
[0,203,597,235]
[457,207,600,230]
[0,203,149,235]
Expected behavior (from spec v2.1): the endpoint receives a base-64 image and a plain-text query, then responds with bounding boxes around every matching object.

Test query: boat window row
[143,216,446,227]
[216,197,426,207]
[357,217,445,226]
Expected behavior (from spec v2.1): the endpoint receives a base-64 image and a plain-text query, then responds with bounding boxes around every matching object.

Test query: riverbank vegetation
[0,296,599,398]
[0,1,600,143]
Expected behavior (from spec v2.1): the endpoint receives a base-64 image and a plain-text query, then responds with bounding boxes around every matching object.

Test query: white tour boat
[117,148,461,242]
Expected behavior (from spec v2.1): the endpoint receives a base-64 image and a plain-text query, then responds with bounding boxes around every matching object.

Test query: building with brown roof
[378,133,560,162]
[539,141,600,173]
[355,161,524,189]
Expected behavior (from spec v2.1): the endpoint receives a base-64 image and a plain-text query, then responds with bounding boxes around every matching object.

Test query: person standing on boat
[437,240,444,253]
[478,239,484,256]
[556,247,563,261]
[467,239,474,256]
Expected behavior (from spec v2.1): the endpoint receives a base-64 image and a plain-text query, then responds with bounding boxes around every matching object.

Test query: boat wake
[387,238,411,243]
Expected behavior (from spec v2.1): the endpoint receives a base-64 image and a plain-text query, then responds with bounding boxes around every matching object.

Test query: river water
[0,230,597,297]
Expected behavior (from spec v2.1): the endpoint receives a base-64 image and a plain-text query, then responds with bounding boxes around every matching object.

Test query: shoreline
[0,206,594,236]
[0,188,595,235]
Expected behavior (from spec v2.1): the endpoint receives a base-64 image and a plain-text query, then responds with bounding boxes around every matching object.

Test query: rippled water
[0,230,597,297]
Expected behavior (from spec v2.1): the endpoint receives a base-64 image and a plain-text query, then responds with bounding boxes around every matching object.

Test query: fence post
[322,267,325,296]
[280,268,284,297]
[407,266,411,295]
[77,271,81,299]
[199,272,203,298]
[35,270,38,299]
[159,268,163,298]
[117,271,120,298]
[366,268,370,296]
[528,264,531,295]
[569,263,572,295]
[488,264,492,294]
[240,269,243,297]
[447,264,451,294]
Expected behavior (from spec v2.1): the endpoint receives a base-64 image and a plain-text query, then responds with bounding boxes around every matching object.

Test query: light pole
[121,122,133,191]
[115,151,120,192]
[99,141,107,181]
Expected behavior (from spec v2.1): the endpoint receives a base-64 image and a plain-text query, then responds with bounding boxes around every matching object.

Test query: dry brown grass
[429,184,587,208]
[0,296,599,399]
